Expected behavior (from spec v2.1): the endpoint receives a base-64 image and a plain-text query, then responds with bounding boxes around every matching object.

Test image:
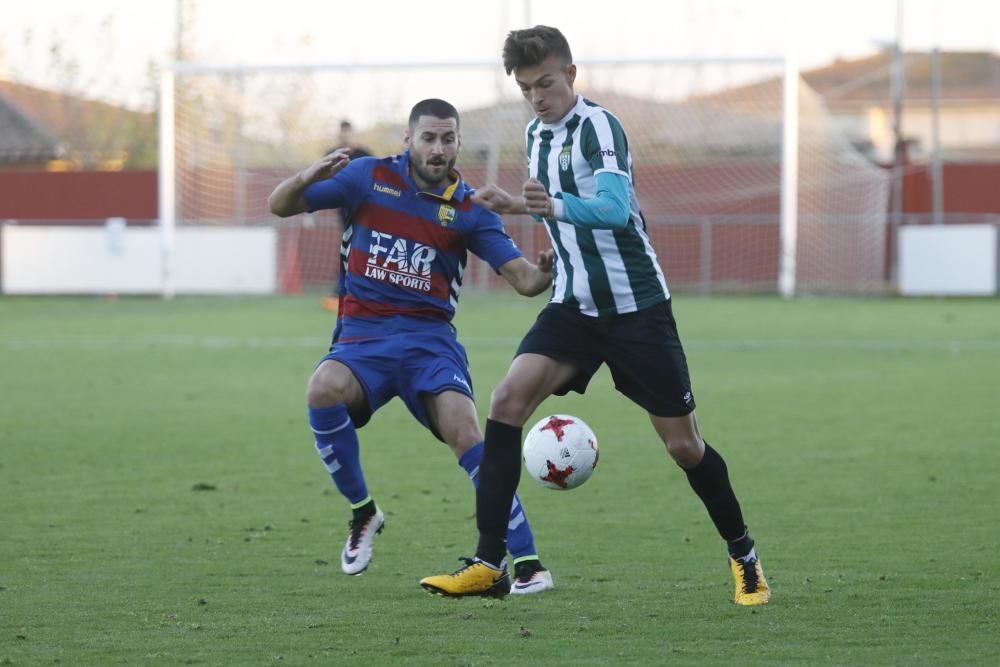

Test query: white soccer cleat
[509,560,555,595]
[340,507,385,575]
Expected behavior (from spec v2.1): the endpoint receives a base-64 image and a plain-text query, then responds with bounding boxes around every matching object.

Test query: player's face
[338,126,355,147]
[404,115,460,189]
[514,56,577,124]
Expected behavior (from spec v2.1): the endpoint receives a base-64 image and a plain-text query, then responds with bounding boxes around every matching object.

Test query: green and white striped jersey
[526,95,669,316]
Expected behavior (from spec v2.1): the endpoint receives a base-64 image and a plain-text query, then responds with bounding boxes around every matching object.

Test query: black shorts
[516,300,696,417]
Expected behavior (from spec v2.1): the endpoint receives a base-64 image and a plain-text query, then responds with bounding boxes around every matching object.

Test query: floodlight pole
[778,50,799,298]
[889,0,906,231]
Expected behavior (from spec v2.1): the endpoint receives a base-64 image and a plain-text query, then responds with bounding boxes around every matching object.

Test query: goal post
[779,50,799,298]
[158,66,176,300]
[158,56,888,297]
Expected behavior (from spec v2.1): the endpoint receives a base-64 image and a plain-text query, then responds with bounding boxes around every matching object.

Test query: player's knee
[305,379,331,407]
[306,371,349,407]
[665,436,703,468]
[439,412,482,448]
[488,382,530,425]
[448,425,483,455]
[459,423,483,448]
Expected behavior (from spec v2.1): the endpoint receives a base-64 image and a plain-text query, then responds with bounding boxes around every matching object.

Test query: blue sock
[459,441,538,563]
[310,404,368,505]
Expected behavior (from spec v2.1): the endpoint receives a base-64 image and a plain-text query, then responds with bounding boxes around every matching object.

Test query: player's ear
[565,63,577,87]
[403,129,411,148]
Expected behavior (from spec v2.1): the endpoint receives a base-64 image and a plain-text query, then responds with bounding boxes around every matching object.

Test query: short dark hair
[408,98,460,131]
[502,25,573,75]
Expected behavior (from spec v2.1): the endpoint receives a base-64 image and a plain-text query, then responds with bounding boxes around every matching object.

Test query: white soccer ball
[522,414,599,490]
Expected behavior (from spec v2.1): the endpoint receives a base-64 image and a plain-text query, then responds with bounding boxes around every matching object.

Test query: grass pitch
[1,293,998,665]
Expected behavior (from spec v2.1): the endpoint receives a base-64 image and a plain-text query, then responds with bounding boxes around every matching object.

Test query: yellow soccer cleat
[730,553,772,606]
[420,557,511,599]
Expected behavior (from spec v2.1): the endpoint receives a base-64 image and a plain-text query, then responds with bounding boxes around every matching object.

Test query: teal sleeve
[556,171,630,230]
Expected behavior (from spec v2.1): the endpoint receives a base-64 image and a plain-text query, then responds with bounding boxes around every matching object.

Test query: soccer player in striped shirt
[420,28,771,605]
[270,98,555,592]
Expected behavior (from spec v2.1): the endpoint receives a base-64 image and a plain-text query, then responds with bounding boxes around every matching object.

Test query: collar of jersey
[539,94,584,130]
[398,150,466,202]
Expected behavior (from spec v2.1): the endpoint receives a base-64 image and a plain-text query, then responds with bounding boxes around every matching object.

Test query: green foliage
[1,294,998,665]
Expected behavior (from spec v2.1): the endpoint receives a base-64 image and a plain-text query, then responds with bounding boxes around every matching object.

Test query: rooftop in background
[0,85,59,166]
[806,50,1000,105]
[0,80,157,170]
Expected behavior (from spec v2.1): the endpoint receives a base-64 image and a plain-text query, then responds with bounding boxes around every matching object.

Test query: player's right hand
[303,147,352,183]
[471,184,515,213]
[536,249,554,274]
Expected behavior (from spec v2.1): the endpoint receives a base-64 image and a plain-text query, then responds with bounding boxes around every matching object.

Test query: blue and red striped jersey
[303,151,522,337]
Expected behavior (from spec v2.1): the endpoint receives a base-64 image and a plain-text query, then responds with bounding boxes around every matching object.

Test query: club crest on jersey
[559,146,572,171]
[437,204,456,227]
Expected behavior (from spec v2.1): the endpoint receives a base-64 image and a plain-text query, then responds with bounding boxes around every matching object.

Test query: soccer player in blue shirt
[269,98,556,593]
[420,28,771,605]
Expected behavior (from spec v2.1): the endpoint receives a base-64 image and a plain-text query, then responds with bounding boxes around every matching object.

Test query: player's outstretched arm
[524,174,630,230]
[498,250,553,297]
[471,184,529,216]
[268,148,352,217]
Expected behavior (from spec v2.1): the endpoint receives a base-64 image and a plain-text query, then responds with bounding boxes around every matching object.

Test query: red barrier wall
[2,164,996,292]
[3,163,998,222]
[0,170,157,220]
[903,163,1000,214]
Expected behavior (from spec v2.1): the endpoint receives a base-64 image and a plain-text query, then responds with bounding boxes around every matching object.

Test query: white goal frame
[158,55,797,299]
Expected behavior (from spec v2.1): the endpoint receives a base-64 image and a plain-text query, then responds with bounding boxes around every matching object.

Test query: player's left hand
[523,179,553,218]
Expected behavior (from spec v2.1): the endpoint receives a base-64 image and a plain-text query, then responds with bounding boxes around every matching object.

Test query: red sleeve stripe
[354,203,466,257]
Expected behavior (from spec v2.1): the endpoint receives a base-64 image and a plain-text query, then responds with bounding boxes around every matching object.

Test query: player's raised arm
[268,148,353,217]
[498,250,553,297]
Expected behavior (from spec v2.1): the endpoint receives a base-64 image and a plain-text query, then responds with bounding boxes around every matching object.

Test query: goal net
[162,58,890,296]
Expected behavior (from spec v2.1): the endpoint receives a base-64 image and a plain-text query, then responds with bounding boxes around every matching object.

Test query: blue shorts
[320,330,474,440]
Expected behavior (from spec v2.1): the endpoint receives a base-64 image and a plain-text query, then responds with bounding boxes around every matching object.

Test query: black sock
[351,499,376,521]
[727,533,755,561]
[475,419,522,566]
[515,558,545,575]
[683,442,749,546]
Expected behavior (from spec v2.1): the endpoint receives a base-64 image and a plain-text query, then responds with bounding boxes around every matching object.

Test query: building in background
[0,79,158,223]
[0,88,60,169]
[804,50,1000,163]
[0,80,157,171]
